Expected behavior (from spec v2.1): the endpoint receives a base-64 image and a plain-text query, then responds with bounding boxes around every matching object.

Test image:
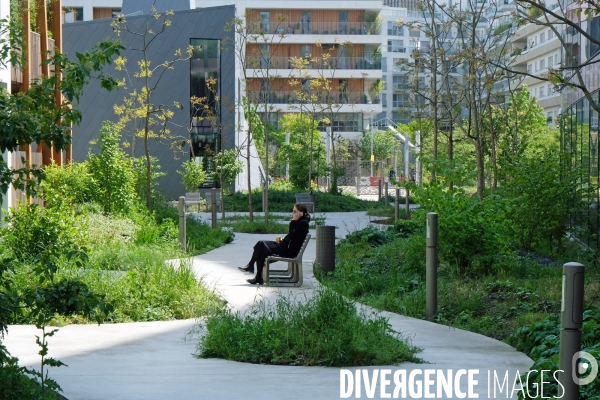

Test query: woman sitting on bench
[239,203,310,285]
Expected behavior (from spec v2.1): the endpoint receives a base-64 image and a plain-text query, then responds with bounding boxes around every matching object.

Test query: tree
[225,12,290,224]
[111,7,192,210]
[359,129,397,165]
[279,114,326,189]
[0,19,122,204]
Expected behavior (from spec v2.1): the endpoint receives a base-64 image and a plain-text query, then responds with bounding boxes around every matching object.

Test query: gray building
[63,2,236,199]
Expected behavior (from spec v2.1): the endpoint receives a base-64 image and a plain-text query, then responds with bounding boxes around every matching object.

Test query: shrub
[506,309,600,399]
[197,288,421,366]
[41,162,92,209]
[87,121,136,215]
[411,184,513,275]
[3,204,83,262]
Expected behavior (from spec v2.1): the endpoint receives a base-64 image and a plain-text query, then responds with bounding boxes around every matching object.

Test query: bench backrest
[295,194,313,203]
[295,234,311,259]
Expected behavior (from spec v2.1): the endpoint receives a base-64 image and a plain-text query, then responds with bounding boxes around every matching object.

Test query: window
[387,40,405,53]
[190,38,221,187]
[260,11,270,32]
[382,79,387,90]
[301,11,311,34]
[540,32,546,43]
[535,61,538,71]
[555,54,558,65]
[548,84,553,95]
[382,57,387,72]
[540,59,545,70]
[548,56,553,67]
[382,93,388,108]
[409,29,420,38]
[260,45,270,68]
[63,7,83,23]
[393,75,408,90]
[339,11,348,34]
[393,93,408,107]
[548,29,554,39]
[387,21,404,36]
[539,86,545,97]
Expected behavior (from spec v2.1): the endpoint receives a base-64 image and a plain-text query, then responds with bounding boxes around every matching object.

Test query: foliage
[0,19,122,203]
[224,188,382,212]
[178,159,207,193]
[506,309,600,399]
[213,149,244,191]
[411,183,513,274]
[368,79,384,103]
[111,8,191,210]
[197,287,421,366]
[279,114,327,190]
[359,129,398,162]
[41,162,92,210]
[87,121,137,215]
[3,204,83,263]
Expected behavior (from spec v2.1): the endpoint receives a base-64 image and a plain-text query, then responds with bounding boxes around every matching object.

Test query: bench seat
[262,234,311,287]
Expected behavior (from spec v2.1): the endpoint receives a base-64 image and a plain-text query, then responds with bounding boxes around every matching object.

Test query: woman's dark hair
[295,203,311,220]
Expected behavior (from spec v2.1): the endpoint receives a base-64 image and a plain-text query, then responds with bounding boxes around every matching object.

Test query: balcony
[249,90,371,105]
[249,21,381,36]
[11,31,55,86]
[246,55,381,70]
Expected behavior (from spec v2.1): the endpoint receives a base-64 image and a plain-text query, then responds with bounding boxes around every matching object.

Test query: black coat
[274,216,310,258]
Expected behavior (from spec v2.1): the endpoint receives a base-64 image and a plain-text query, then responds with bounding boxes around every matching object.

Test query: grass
[197,287,421,366]
[317,224,599,342]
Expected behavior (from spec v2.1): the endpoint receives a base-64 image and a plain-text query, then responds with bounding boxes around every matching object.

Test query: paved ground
[3,212,532,400]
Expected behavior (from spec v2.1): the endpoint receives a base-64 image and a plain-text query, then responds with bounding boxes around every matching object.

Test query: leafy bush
[87,121,136,215]
[507,309,600,399]
[197,288,421,366]
[411,184,513,275]
[4,204,83,262]
[41,162,92,209]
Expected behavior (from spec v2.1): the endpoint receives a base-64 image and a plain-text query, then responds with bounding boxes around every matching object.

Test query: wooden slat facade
[248,78,364,92]
[247,9,364,25]
[247,43,365,59]
[93,8,117,20]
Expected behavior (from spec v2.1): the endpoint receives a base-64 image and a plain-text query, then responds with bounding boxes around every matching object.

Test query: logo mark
[572,351,598,386]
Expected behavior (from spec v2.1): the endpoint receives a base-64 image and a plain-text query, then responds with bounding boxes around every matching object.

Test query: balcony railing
[246,55,381,70]
[11,31,55,85]
[249,90,370,105]
[248,21,381,36]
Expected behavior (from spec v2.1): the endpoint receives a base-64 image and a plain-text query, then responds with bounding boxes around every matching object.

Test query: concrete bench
[295,193,315,213]
[262,234,311,287]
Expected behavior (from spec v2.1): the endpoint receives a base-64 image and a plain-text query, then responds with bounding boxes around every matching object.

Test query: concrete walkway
[3,212,532,400]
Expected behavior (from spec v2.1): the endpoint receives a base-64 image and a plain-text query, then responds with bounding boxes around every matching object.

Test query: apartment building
[508,4,563,124]
[61,0,122,22]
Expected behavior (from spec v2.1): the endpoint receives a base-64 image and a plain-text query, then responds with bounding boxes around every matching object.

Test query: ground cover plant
[197,287,421,366]
[224,188,400,212]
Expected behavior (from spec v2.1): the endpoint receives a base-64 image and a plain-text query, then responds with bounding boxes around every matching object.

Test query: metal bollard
[211,188,217,229]
[558,262,585,399]
[178,196,186,252]
[385,182,389,207]
[315,225,336,273]
[395,188,399,222]
[378,179,382,201]
[426,213,438,319]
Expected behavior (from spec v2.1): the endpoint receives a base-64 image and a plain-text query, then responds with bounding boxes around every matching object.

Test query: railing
[248,21,381,36]
[11,32,55,85]
[246,55,381,70]
[248,90,370,105]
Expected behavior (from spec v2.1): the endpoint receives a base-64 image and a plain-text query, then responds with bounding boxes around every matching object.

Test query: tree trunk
[264,120,269,225]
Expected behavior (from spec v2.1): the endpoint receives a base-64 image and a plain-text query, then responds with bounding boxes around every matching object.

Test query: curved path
[3,212,531,399]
